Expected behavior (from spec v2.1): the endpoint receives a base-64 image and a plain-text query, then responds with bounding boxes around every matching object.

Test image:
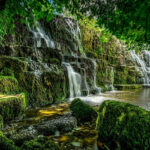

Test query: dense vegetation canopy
[0,0,150,48]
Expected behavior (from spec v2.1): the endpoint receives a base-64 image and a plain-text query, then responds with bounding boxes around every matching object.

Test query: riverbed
[3,88,150,150]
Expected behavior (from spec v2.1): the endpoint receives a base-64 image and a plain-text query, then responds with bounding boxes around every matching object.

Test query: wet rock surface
[36,113,77,135]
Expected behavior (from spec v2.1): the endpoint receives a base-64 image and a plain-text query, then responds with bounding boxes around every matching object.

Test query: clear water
[79,88,150,111]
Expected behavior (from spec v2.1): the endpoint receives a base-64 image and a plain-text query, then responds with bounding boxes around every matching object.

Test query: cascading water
[130,50,150,85]
[62,62,82,98]
[110,66,115,90]
[91,60,102,93]
[28,21,55,48]
[28,17,101,99]
[65,18,85,57]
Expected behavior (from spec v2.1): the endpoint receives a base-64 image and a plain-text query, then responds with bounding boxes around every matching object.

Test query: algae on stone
[97,100,150,150]
[0,76,19,94]
[0,93,26,122]
[70,98,97,124]
[0,131,18,150]
[21,136,59,150]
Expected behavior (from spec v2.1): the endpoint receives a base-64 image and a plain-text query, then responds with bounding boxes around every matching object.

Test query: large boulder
[70,98,97,124]
[97,100,150,150]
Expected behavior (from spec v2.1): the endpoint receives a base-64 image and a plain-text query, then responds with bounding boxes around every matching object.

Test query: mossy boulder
[21,137,59,150]
[70,98,97,124]
[97,100,150,150]
[0,131,18,150]
[0,93,26,122]
[0,76,19,94]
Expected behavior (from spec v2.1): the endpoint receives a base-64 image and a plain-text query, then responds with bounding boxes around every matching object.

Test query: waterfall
[28,17,101,99]
[91,60,102,93]
[28,21,55,48]
[110,67,114,90]
[130,50,150,85]
[65,18,85,57]
[63,62,82,98]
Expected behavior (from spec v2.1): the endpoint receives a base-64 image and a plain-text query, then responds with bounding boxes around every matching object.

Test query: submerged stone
[97,100,150,149]
[70,98,97,124]
[0,93,26,123]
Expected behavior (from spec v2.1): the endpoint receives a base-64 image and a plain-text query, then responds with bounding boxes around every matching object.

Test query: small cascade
[81,68,90,96]
[91,60,102,94]
[62,62,82,98]
[105,66,115,91]
[130,50,150,85]
[110,67,115,90]
[65,18,85,56]
[28,21,55,48]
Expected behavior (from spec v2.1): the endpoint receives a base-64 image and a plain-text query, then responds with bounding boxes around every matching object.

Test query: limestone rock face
[0,15,143,106]
[97,100,150,149]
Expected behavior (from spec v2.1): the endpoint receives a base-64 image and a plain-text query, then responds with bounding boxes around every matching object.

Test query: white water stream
[130,50,150,86]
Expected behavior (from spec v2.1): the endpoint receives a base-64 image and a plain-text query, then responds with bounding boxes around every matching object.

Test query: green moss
[0,68,14,77]
[0,93,26,123]
[0,115,3,130]
[97,100,150,150]
[114,84,142,90]
[0,76,19,94]
[0,131,18,150]
[70,98,97,124]
[21,137,59,150]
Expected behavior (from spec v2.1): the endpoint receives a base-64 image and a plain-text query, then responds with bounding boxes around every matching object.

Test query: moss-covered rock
[97,100,150,150]
[0,56,67,107]
[21,136,59,150]
[0,76,19,94]
[114,84,142,90]
[70,98,97,124]
[0,131,18,150]
[0,93,26,122]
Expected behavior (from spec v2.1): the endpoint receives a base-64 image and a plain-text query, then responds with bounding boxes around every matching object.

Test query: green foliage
[70,98,97,123]
[0,131,18,150]
[0,0,67,43]
[65,0,150,47]
[21,136,60,150]
[97,100,150,149]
